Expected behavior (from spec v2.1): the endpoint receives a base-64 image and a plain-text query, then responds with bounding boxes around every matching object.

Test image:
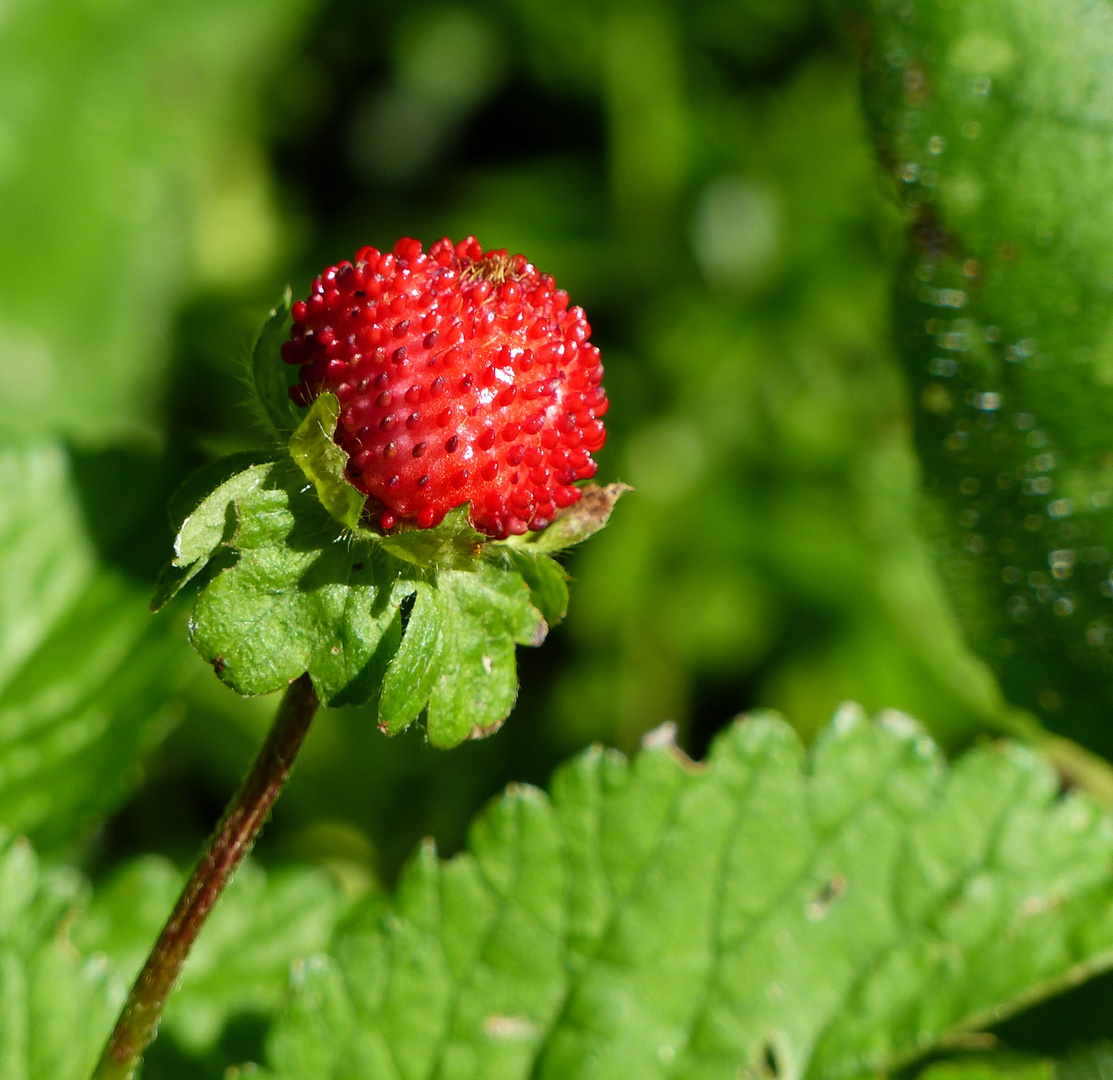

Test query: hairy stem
[91,673,320,1080]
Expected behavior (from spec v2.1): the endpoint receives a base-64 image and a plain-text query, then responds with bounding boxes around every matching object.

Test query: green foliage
[852,0,1113,755]
[916,1058,1054,1080]
[163,452,561,746]
[0,0,314,443]
[0,831,116,1080]
[12,0,1113,1076]
[72,858,347,1055]
[0,827,346,1074]
[266,711,1113,1080]
[0,444,187,849]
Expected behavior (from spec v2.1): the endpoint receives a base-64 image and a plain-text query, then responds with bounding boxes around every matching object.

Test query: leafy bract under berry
[282,236,608,539]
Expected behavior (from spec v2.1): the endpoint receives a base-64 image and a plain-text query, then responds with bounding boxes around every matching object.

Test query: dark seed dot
[423,331,438,349]
[392,346,407,363]
[380,415,395,431]
[388,474,400,487]
[377,391,391,407]
[445,435,459,452]
[417,474,430,488]
[393,320,410,337]
[384,443,397,458]
[413,441,427,457]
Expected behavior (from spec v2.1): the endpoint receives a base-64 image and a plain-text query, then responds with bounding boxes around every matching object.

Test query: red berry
[284,237,608,539]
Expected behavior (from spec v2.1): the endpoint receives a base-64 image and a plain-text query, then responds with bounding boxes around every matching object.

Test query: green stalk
[91,673,320,1080]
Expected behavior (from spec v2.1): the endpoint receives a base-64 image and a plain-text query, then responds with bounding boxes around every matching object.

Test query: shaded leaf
[152,455,278,612]
[0,573,187,849]
[377,583,446,736]
[493,547,569,628]
[266,709,1113,1080]
[426,563,546,747]
[851,0,1113,754]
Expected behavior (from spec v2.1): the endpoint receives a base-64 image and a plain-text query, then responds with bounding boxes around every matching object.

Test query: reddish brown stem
[91,673,320,1080]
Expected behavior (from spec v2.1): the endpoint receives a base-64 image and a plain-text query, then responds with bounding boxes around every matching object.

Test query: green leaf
[377,582,446,736]
[0,572,187,849]
[152,453,278,612]
[0,831,117,1080]
[498,483,631,556]
[187,458,406,701]
[265,708,1113,1080]
[72,857,348,1055]
[181,458,545,739]
[0,828,348,1072]
[425,562,547,746]
[0,444,187,848]
[851,0,1113,753]
[253,288,301,438]
[0,444,97,688]
[493,547,570,628]
[916,1058,1054,1080]
[288,393,367,533]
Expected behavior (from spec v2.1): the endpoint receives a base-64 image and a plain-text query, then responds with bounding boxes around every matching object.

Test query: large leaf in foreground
[266,710,1113,1080]
[0,827,347,1075]
[851,0,1113,753]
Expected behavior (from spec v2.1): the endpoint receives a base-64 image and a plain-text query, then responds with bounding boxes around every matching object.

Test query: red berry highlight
[284,237,607,538]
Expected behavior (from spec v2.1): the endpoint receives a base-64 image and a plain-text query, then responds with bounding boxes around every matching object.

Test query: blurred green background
[12,0,1113,1072]
[0,0,1019,881]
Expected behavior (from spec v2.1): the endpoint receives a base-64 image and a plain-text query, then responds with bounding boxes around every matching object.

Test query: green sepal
[496,482,631,555]
[377,581,445,735]
[158,454,547,744]
[377,504,486,570]
[187,459,402,703]
[288,393,367,532]
[425,561,546,746]
[151,452,279,612]
[492,546,570,627]
[251,287,301,438]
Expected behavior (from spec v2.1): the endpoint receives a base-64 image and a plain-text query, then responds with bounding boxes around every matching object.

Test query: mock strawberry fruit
[282,236,607,539]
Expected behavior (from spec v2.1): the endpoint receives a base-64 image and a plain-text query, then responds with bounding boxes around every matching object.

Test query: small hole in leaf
[806,874,847,921]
